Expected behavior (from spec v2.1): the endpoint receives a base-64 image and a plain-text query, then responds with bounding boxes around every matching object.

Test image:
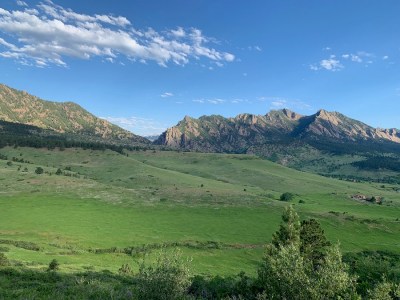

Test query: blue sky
[0,0,399,135]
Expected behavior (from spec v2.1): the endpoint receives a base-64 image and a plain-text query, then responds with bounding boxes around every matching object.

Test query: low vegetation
[0,207,399,299]
[0,146,399,298]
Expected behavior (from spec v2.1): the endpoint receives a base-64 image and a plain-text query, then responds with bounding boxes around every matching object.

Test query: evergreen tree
[300,218,331,268]
[271,205,300,248]
[258,206,358,299]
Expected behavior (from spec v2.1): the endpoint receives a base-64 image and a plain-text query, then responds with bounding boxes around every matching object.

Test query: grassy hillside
[0,147,399,277]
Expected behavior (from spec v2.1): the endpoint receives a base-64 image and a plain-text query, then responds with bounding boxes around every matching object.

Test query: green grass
[0,147,399,276]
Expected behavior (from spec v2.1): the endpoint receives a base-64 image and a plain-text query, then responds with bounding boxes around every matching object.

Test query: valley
[0,147,399,277]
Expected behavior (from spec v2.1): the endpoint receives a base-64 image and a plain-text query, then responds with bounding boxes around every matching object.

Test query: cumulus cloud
[342,54,363,63]
[0,1,235,67]
[102,116,167,136]
[310,55,343,71]
[311,51,376,72]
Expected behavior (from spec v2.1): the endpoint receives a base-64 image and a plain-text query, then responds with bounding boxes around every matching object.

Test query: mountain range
[155,108,400,152]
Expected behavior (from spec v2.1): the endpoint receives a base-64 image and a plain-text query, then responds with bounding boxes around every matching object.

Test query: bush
[0,253,10,266]
[280,192,295,201]
[118,263,132,276]
[135,249,191,300]
[35,167,44,174]
[48,259,59,271]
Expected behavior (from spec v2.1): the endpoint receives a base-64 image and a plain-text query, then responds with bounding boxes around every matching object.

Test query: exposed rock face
[0,83,149,144]
[154,108,400,153]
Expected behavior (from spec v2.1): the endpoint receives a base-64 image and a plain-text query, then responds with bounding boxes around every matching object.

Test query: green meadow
[0,147,399,276]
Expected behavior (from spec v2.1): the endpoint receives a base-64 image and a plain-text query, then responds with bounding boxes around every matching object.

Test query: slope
[0,83,149,144]
[0,147,399,276]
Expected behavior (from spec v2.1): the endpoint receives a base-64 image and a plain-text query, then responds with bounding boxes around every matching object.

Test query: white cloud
[161,92,173,98]
[342,53,362,63]
[208,98,225,104]
[0,2,235,67]
[311,51,376,72]
[170,27,185,38]
[311,55,343,71]
[266,97,312,111]
[102,116,166,136]
[271,100,286,108]
[248,45,262,51]
[383,55,389,60]
[320,56,343,71]
[192,98,226,105]
[16,1,28,7]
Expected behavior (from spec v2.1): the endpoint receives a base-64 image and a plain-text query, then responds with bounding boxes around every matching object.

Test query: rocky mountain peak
[315,109,341,125]
[282,108,302,120]
[155,108,400,152]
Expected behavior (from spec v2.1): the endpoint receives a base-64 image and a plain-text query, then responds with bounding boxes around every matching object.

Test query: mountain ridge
[155,108,400,152]
[0,83,149,145]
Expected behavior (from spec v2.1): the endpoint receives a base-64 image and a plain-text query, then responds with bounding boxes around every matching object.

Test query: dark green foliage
[0,120,151,154]
[189,272,255,299]
[352,156,400,172]
[279,192,295,201]
[0,240,40,251]
[300,219,331,268]
[118,264,133,276]
[271,205,300,248]
[48,259,59,271]
[55,168,62,175]
[35,166,44,174]
[0,268,134,299]
[0,253,9,266]
[344,250,400,297]
[90,240,224,257]
[6,161,12,166]
[258,207,358,300]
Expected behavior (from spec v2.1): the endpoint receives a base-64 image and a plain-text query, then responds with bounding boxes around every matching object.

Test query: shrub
[280,192,295,202]
[0,253,10,266]
[48,259,59,271]
[135,249,191,300]
[35,167,44,174]
[118,263,133,276]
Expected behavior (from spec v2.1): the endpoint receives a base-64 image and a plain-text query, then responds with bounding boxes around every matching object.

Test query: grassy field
[0,147,399,276]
